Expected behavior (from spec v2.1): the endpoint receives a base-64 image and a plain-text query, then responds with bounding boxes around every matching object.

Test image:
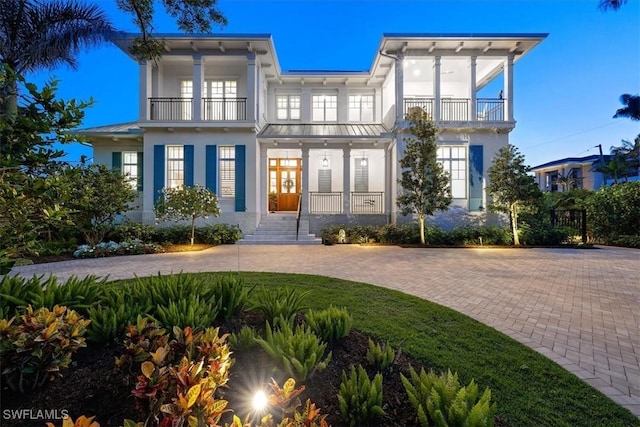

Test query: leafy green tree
[0,0,112,115]
[585,181,640,239]
[397,108,452,245]
[62,164,138,245]
[486,145,542,246]
[154,185,221,245]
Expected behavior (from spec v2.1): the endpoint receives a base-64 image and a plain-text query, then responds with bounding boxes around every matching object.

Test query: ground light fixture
[252,390,268,411]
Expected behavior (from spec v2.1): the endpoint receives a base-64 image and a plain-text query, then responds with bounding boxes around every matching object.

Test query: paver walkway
[11,245,640,416]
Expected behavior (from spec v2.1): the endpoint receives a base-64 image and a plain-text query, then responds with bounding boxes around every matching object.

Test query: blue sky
[29,0,640,168]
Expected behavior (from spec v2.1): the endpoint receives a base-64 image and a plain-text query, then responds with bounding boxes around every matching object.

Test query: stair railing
[295,193,302,241]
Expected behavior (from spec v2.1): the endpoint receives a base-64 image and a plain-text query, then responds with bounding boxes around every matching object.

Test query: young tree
[486,145,542,246]
[396,108,452,245]
[154,185,221,245]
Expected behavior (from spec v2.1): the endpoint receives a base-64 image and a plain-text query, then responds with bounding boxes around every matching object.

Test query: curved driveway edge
[10,245,640,417]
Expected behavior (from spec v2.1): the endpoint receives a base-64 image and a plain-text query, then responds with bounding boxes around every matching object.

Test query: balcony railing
[403,97,505,122]
[310,192,342,214]
[352,192,384,214]
[148,97,247,121]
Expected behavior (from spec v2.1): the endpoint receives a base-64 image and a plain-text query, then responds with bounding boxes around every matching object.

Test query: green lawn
[112,272,639,427]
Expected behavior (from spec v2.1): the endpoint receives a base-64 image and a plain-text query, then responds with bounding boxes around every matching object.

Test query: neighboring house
[77,32,546,237]
[531,155,613,192]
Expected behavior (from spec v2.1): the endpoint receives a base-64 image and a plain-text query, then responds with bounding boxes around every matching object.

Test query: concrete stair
[239,213,322,245]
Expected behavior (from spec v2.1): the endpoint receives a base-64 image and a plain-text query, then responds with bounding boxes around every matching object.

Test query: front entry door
[269,158,301,211]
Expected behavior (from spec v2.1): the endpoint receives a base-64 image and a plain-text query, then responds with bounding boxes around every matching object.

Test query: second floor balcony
[403,97,505,122]
[149,97,247,121]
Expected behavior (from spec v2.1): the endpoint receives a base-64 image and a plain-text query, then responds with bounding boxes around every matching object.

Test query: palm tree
[611,135,640,176]
[0,0,113,115]
[613,94,640,121]
[595,155,631,185]
[598,0,629,11]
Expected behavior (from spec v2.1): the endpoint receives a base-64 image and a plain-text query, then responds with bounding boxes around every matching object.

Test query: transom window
[276,95,301,120]
[348,94,374,122]
[437,146,466,199]
[166,146,184,189]
[219,146,236,197]
[312,95,337,122]
[122,152,139,189]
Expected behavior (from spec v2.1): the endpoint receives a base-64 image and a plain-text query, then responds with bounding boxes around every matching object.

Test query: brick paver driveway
[11,244,640,416]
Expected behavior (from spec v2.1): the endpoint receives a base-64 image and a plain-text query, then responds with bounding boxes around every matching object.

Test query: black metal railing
[477,98,504,121]
[295,194,302,241]
[440,98,469,121]
[551,209,587,243]
[351,192,384,214]
[309,192,342,214]
[150,97,192,120]
[203,97,247,121]
[404,98,434,118]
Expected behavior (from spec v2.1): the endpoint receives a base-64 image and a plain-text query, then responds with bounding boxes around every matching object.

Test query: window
[437,146,466,198]
[219,146,236,197]
[166,146,184,189]
[348,94,374,122]
[204,80,238,120]
[122,152,139,189]
[180,80,193,120]
[207,80,237,98]
[276,95,301,120]
[312,95,337,122]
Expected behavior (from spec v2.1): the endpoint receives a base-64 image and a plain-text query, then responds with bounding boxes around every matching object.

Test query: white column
[247,53,257,122]
[260,146,268,215]
[343,148,351,214]
[139,61,152,121]
[394,54,404,123]
[301,87,312,122]
[192,55,203,121]
[504,54,514,121]
[337,87,348,122]
[384,147,392,217]
[469,56,477,121]
[301,147,309,216]
[433,56,441,122]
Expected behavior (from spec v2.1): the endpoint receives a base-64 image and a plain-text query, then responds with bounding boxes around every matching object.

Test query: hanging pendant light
[322,150,329,168]
[360,151,367,167]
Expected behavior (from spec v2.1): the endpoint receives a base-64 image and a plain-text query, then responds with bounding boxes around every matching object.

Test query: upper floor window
[122,152,139,189]
[206,80,237,98]
[312,95,337,122]
[179,81,193,120]
[276,95,301,120]
[348,94,374,122]
[166,145,184,189]
[437,146,466,199]
[219,146,236,197]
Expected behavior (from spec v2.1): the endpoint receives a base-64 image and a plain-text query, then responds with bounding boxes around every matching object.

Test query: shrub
[228,325,260,351]
[401,366,497,427]
[87,290,152,343]
[152,225,192,244]
[518,222,572,246]
[130,273,219,310]
[305,305,352,342]
[195,224,243,244]
[250,286,309,324]
[211,273,251,321]
[0,305,91,392]
[608,234,640,248]
[115,316,171,370]
[337,364,385,427]
[377,223,420,244]
[255,318,332,382]
[585,181,640,239]
[0,275,43,316]
[366,339,396,372]
[261,378,330,427]
[46,415,100,427]
[153,295,219,330]
[73,240,162,258]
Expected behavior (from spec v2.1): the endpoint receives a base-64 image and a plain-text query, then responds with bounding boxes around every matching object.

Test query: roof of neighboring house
[73,122,142,136]
[258,123,391,139]
[531,154,612,171]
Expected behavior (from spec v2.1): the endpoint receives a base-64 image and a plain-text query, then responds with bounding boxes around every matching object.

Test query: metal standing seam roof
[72,122,142,135]
[258,123,390,138]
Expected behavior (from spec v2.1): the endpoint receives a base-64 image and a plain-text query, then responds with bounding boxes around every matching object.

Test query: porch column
[394,53,404,123]
[139,61,152,121]
[384,147,392,217]
[260,145,268,216]
[247,53,257,122]
[343,148,351,214]
[469,56,477,121]
[301,147,310,216]
[504,54,514,121]
[433,56,441,121]
[192,55,203,121]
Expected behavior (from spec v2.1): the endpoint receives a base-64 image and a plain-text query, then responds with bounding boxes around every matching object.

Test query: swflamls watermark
[2,408,69,421]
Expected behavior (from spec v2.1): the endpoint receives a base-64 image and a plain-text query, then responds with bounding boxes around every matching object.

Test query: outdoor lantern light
[322,151,329,168]
[252,390,268,411]
[360,151,367,167]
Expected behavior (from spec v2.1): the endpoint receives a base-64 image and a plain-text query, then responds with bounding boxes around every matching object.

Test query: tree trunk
[419,214,426,245]
[510,203,520,246]
[190,217,196,245]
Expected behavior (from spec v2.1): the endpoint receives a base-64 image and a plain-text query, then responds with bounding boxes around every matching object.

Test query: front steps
[239,213,322,245]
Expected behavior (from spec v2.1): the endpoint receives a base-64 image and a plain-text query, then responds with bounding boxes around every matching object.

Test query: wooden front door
[269,158,301,211]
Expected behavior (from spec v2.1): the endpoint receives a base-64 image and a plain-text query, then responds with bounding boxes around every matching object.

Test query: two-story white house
[78,32,546,241]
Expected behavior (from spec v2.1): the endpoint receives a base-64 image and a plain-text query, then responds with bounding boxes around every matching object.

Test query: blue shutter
[206,145,217,193]
[184,145,194,186]
[235,145,246,212]
[469,145,483,211]
[153,145,165,203]
[112,152,122,171]
[137,151,144,192]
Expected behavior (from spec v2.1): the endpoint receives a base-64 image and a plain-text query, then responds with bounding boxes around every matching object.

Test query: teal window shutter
[137,151,144,192]
[184,145,194,186]
[235,145,246,212]
[153,145,165,203]
[469,145,483,211]
[112,152,122,171]
[206,145,217,193]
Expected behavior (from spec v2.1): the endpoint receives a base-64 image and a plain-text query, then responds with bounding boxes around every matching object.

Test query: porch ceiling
[258,123,391,139]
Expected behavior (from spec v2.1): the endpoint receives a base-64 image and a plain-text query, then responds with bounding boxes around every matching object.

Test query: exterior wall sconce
[322,151,329,168]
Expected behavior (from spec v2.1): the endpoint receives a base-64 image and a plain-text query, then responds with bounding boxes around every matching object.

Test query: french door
[269,158,301,211]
